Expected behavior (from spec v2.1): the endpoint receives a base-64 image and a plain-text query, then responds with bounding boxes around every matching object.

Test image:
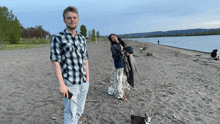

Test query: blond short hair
[63,6,79,19]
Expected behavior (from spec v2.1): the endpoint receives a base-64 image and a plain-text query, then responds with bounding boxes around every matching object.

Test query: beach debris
[147,52,153,56]
[174,51,180,57]
[173,115,176,119]
[140,48,143,53]
[86,99,104,114]
[194,59,199,61]
[133,54,139,57]
[86,100,99,102]
[143,44,147,50]
[196,54,201,56]
[171,50,180,57]
[52,117,58,120]
[140,45,147,53]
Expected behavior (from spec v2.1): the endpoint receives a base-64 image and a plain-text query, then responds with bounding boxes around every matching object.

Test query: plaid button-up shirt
[50,29,89,85]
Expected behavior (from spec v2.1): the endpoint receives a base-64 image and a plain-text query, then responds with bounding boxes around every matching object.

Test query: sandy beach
[1,39,220,124]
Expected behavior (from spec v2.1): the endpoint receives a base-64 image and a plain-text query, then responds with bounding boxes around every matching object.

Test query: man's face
[64,12,79,30]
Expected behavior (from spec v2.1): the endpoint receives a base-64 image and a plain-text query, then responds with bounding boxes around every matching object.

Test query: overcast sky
[1,0,220,36]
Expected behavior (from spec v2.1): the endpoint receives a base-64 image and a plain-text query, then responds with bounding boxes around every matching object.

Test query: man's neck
[66,28,77,36]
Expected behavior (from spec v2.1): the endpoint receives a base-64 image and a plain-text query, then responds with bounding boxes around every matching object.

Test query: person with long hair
[108,34,130,101]
[211,49,220,60]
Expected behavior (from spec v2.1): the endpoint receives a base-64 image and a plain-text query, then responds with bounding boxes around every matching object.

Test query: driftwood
[146,52,153,56]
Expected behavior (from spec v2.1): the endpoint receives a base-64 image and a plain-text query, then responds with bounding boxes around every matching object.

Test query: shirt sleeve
[50,36,61,62]
[83,38,89,60]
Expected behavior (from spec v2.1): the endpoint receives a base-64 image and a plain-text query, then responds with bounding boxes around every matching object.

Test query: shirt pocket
[61,42,75,58]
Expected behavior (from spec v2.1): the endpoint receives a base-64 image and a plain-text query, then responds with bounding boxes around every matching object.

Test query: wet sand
[1,40,220,124]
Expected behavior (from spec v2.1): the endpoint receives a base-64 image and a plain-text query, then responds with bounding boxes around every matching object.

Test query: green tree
[80,25,87,37]
[0,6,22,44]
[96,31,100,38]
[0,6,12,43]
[91,29,95,41]
[35,25,43,38]
[21,26,51,39]
[35,25,41,30]
[8,17,22,44]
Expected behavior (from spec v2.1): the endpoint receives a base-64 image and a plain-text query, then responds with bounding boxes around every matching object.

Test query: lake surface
[127,35,220,53]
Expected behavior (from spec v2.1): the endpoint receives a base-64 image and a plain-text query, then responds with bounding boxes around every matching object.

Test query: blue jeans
[63,81,89,124]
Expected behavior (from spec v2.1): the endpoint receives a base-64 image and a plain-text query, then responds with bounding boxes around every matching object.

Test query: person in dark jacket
[108,34,130,101]
[211,49,220,60]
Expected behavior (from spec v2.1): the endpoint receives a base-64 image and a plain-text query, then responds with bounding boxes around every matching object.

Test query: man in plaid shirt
[50,6,90,124]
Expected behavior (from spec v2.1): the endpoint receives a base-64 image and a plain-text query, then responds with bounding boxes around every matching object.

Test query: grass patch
[87,37,107,42]
[20,38,51,44]
[6,44,26,48]
[0,44,45,50]
[0,38,50,50]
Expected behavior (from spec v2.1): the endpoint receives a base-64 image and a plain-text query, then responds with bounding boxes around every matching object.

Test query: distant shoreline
[139,40,211,54]
[126,35,219,53]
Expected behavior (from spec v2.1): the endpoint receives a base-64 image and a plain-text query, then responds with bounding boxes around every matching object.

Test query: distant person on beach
[50,6,89,124]
[108,34,130,101]
[211,49,220,60]
[158,40,159,45]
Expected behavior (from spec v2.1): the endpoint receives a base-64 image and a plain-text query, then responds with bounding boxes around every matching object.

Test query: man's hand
[60,85,71,99]
[52,62,72,98]
[86,77,90,83]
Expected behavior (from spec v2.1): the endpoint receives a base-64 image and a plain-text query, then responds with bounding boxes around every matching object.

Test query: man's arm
[52,61,71,98]
[85,59,90,82]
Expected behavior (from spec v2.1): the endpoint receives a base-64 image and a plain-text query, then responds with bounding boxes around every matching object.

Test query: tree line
[0,6,99,44]
[80,25,100,41]
[0,6,51,44]
[121,29,220,38]
[135,30,220,38]
[0,6,22,44]
[21,25,51,39]
[144,29,220,38]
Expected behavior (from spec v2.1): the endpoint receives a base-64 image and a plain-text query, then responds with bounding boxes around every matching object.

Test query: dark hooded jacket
[111,43,124,69]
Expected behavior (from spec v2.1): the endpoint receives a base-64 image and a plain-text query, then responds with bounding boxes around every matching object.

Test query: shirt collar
[64,29,79,36]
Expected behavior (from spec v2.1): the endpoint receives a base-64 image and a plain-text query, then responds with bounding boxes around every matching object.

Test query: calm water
[127,35,220,53]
